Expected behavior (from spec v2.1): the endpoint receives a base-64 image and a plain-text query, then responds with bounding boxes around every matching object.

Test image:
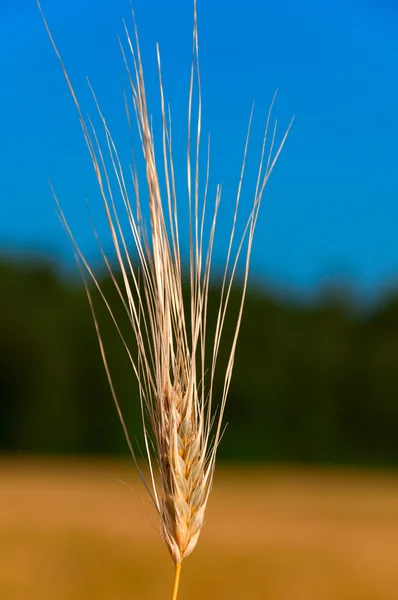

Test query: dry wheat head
[38,0,292,567]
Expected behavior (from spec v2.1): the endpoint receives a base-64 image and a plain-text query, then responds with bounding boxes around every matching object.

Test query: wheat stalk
[38,1,292,597]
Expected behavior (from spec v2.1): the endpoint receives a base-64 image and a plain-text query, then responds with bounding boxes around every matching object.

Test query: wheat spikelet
[159,382,206,562]
[38,0,292,593]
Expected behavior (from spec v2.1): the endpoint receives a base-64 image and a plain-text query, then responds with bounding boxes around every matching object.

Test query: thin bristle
[38,0,290,568]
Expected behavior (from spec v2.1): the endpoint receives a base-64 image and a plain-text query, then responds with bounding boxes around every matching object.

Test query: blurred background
[1,0,398,598]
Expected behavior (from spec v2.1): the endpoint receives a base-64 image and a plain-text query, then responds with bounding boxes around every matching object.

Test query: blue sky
[1,0,398,300]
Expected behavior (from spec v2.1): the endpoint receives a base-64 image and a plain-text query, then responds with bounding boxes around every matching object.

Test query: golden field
[1,459,398,599]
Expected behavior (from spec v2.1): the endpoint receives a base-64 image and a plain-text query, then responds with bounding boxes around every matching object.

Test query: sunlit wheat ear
[38,0,292,594]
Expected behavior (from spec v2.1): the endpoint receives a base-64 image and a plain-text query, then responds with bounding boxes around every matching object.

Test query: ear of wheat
[38,1,292,597]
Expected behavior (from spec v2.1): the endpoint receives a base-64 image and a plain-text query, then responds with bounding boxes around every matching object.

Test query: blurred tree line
[1,255,398,465]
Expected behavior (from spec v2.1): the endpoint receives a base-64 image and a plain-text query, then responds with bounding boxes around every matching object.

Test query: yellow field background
[1,459,398,599]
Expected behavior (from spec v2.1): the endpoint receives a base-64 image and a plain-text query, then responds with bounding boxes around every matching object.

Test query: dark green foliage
[1,256,398,465]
